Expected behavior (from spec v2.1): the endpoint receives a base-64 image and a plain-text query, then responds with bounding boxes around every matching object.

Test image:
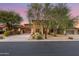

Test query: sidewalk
[0,34,31,42]
[0,34,79,42]
[47,34,79,41]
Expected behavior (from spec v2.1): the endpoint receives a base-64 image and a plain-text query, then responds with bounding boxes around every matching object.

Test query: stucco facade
[31,20,43,34]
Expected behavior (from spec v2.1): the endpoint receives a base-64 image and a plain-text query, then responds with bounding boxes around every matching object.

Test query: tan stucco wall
[74,20,79,29]
[31,21,43,34]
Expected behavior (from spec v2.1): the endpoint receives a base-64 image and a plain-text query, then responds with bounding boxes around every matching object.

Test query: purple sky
[67,3,79,18]
[0,3,79,23]
[0,3,28,24]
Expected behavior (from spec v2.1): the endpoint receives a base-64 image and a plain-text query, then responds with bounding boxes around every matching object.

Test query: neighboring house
[0,23,6,34]
[20,24,31,34]
[67,16,79,34]
[10,24,31,34]
[0,23,31,34]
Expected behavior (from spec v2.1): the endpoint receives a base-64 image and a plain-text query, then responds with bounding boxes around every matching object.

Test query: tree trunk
[64,30,66,35]
[6,23,12,30]
[53,28,57,37]
[44,28,47,39]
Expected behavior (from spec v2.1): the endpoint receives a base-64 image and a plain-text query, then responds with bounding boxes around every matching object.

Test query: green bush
[32,32,43,40]
[3,31,10,37]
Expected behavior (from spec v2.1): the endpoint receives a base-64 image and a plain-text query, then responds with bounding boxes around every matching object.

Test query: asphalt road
[0,41,79,56]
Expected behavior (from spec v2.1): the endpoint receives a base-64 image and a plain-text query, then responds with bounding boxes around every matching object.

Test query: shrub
[3,31,10,37]
[50,33,57,37]
[68,37,73,40]
[32,32,43,40]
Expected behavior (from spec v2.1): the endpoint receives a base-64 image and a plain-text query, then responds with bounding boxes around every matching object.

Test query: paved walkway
[0,34,79,42]
[47,35,79,41]
[0,34,31,42]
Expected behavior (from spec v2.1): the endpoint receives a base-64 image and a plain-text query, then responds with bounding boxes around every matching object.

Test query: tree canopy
[27,3,74,35]
[0,10,22,30]
[0,10,22,24]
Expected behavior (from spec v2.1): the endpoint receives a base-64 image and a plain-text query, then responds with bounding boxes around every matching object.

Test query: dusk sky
[0,3,79,24]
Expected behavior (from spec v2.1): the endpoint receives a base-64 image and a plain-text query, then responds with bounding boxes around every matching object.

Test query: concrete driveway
[0,34,31,42]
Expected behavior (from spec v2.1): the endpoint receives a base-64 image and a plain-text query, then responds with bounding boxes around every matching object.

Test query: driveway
[0,34,31,42]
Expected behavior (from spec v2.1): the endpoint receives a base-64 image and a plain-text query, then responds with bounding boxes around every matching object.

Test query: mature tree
[27,3,52,39]
[48,3,73,35]
[42,3,52,39]
[28,4,42,21]
[0,10,22,30]
[27,3,73,39]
